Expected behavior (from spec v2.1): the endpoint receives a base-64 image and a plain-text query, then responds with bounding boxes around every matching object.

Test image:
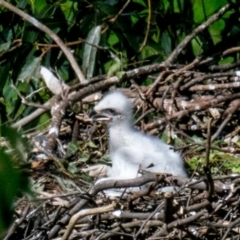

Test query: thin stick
[205,118,212,168]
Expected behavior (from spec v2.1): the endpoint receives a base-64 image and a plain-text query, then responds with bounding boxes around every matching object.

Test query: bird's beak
[90,108,112,122]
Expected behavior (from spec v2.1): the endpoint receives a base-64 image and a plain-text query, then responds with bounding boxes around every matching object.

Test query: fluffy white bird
[88,91,187,183]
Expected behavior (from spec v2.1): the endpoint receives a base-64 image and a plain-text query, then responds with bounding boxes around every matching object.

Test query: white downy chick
[91,91,187,194]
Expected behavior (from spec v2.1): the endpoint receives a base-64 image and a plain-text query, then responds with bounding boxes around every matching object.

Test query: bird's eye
[103,108,118,115]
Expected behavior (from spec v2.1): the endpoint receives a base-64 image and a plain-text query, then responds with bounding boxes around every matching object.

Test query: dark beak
[90,109,112,122]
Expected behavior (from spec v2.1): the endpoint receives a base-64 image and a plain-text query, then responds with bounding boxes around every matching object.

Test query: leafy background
[1,0,238,128]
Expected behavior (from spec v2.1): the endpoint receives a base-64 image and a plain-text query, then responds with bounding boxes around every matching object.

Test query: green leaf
[161,32,172,55]
[30,0,47,15]
[108,31,119,47]
[191,37,203,56]
[0,126,29,232]
[218,56,234,65]
[22,24,40,43]
[66,141,79,158]
[87,141,98,149]
[107,60,122,77]
[193,0,227,23]
[116,71,125,79]
[82,26,101,79]
[141,44,160,60]
[68,162,78,174]
[0,41,11,54]
[99,154,111,164]
[17,57,41,82]
[0,62,11,90]
[209,20,225,44]
[60,1,77,23]
[93,2,116,16]
[78,156,89,163]
[0,149,20,231]
[133,0,147,7]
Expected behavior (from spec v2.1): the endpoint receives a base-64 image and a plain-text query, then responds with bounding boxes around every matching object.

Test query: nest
[6,41,240,240]
[7,68,240,238]
[8,170,240,239]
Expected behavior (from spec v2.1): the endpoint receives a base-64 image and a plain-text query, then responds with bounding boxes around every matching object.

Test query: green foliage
[0,126,29,232]
[66,141,79,158]
[188,150,240,175]
[193,0,227,23]
[66,140,100,164]
[0,0,239,127]
[17,56,41,82]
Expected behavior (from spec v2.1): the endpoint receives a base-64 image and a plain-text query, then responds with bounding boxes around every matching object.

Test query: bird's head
[91,91,133,126]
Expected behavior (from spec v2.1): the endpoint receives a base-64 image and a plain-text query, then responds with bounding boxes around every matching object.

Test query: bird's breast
[109,126,132,151]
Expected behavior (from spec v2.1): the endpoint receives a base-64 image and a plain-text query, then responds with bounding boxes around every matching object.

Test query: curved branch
[165,3,231,65]
[0,0,86,83]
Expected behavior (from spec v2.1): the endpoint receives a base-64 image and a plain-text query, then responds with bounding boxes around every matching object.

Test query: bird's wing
[124,131,187,176]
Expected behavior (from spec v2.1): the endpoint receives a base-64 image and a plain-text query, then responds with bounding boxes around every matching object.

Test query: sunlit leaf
[30,0,47,15]
[108,31,119,46]
[60,1,77,22]
[107,60,122,76]
[82,26,101,79]
[87,141,98,149]
[193,0,227,23]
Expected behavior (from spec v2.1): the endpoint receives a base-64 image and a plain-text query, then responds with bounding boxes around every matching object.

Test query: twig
[61,202,117,240]
[211,99,240,142]
[12,96,57,129]
[181,72,237,91]
[138,0,151,53]
[205,118,212,167]
[11,82,50,110]
[145,91,240,131]
[134,203,164,239]
[223,46,240,56]
[102,0,131,33]
[209,59,240,71]
[4,204,30,240]
[150,210,208,238]
[222,217,240,240]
